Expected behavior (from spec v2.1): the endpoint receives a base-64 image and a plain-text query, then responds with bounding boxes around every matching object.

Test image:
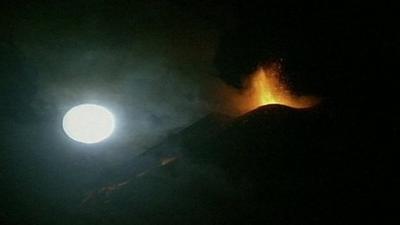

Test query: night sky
[1,1,396,224]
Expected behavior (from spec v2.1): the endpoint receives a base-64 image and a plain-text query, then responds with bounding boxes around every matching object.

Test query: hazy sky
[1,1,236,151]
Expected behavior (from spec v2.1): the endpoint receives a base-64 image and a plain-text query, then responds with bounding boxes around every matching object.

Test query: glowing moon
[62,104,115,144]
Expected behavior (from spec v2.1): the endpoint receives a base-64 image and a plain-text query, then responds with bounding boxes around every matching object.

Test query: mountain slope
[79,103,379,225]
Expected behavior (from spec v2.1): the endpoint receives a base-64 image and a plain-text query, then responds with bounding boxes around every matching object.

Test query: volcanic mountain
[78,103,379,225]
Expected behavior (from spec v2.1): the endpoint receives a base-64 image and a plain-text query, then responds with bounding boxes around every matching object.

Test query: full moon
[62,104,115,144]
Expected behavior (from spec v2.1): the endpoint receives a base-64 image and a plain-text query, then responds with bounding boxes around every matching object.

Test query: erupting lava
[217,63,319,116]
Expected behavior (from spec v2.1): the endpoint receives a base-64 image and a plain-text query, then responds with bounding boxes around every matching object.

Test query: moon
[62,104,115,144]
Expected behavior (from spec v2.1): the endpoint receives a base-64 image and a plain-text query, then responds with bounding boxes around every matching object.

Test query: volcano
[78,103,378,225]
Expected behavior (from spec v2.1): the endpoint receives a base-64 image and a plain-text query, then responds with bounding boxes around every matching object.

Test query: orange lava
[216,63,319,116]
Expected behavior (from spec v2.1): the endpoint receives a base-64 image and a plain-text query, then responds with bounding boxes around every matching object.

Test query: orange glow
[216,63,319,116]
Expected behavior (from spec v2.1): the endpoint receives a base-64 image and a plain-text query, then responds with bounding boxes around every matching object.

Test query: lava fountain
[216,62,319,116]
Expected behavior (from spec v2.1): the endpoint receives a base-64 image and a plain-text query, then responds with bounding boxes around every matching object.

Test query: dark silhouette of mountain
[79,103,380,225]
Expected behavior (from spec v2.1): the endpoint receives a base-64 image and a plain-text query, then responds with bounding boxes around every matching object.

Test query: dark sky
[0,1,396,224]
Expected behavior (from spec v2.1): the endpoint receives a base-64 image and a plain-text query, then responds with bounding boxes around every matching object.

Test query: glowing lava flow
[217,63,319,116]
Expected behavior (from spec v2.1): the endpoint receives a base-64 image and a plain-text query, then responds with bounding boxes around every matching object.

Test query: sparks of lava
[217,62,319,116]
